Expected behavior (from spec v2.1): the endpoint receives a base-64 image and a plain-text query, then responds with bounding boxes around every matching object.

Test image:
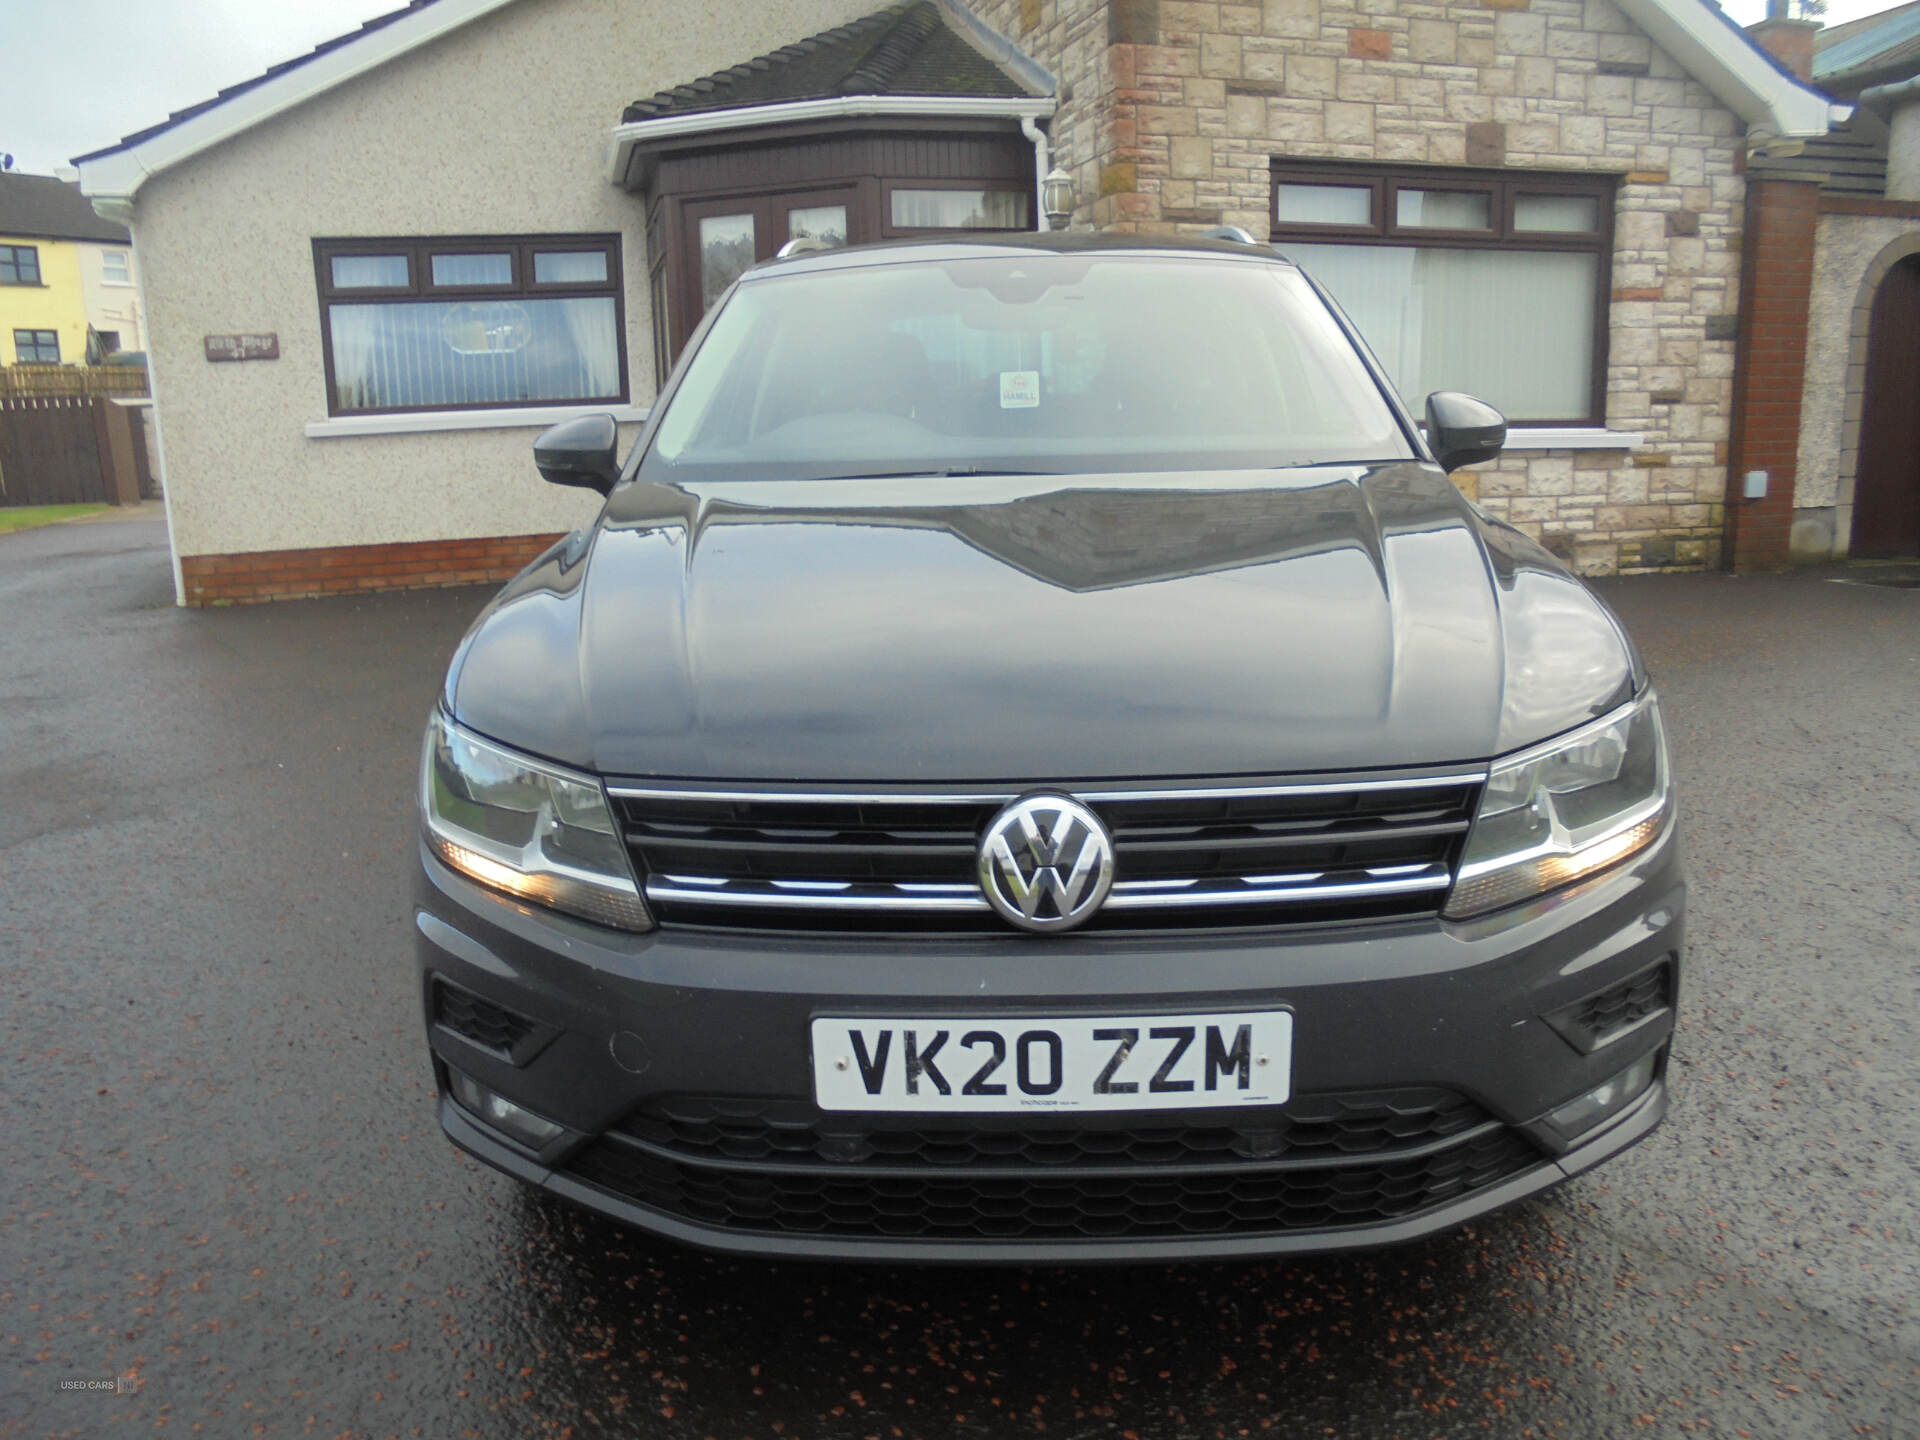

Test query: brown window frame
[1270,162,1617,429]
[311,233,627,417]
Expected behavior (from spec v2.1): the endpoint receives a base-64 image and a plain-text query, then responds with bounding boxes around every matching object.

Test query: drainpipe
[1861,74,1920,201]
[932,0,1059,231]
[1021,114,1051,232]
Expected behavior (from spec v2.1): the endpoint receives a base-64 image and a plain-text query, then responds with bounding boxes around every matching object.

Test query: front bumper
[415,824,1684,1262]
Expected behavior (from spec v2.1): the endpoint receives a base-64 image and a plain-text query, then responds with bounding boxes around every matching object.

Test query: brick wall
[178,533,563,605]
[1723,177,1819,571]
[977,0,1748,575]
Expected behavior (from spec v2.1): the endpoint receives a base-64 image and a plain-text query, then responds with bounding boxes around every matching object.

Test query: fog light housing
[1544,1050,1660,1142]
[447,1068,564,1149]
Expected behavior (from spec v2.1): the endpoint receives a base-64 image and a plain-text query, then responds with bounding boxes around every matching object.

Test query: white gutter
[1612,0,1839,138]
[75,0,524,211]
[1860,74,1920,112]
[605,94,1056,187]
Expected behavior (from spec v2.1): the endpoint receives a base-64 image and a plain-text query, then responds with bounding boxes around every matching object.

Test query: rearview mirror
[534,413,621,494]
[1424,392,1506,474]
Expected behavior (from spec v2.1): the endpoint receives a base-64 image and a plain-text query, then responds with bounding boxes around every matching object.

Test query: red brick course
[179,533,565,605]
[1723,178,1820,573]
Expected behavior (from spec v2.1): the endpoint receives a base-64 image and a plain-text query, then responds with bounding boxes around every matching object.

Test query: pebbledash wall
[122,0,874,605]
[977,0,1748,575]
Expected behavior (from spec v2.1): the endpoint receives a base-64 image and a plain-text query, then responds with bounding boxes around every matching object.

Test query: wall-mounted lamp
[1042,167,1075,229]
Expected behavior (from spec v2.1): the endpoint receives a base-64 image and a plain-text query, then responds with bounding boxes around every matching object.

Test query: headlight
[420,711,651,931]
[1445,692,1670,919]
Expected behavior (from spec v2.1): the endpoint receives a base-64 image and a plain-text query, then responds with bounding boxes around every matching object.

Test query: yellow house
[0,170,137,366]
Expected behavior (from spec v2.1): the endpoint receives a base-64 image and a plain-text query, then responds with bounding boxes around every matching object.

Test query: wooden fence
[0,396,152,508]
[0,363,151,400]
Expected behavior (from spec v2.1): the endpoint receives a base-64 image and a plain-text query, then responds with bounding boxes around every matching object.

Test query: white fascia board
[1613,0,1834,138]
[606,95,1057,185]
[76,0,525,206]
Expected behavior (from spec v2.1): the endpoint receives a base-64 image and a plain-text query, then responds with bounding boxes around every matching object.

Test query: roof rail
[775,235,838,259]
[1199,224,1262,245]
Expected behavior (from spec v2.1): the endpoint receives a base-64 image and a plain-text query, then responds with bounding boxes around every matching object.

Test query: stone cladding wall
[975,0,1749,572]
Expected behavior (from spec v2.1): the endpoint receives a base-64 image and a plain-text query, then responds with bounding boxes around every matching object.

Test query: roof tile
[620,2,1033,124]
[0,172,132,243]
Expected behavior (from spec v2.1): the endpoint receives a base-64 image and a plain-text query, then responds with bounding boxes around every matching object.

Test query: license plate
[810,1010,1292,1113]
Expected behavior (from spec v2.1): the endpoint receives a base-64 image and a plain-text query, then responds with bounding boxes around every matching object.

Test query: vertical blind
[1281,243,1597,423]
[329,298,620,412]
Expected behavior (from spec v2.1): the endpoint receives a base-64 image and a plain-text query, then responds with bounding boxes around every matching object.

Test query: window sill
[1503,428,1644,451]
[304,403,650,439]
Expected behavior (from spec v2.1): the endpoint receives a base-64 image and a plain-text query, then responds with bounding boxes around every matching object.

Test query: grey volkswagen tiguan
[415,233,1683,1261]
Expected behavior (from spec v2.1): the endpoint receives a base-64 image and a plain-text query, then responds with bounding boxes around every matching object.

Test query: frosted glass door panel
[787,206,849,247]
[700,214,757,310]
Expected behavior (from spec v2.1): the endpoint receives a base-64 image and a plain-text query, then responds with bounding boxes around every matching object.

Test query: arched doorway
[1853,254,1920,557]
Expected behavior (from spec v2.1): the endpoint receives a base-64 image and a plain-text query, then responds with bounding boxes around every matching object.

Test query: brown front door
[1853,254,1920,557]
[677,186,867,357]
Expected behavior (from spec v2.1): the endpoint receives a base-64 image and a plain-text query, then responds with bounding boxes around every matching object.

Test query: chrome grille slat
[645,882,993,911]
[642,864,1453,913]
[614,773,1483,932]
[1111,819,1469,851]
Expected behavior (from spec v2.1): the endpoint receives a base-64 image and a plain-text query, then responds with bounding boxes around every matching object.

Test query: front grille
[433,981,533,1055]
[563,1099,1540,1241]
[625,1087,1489,1168]
[612,773,1482,932]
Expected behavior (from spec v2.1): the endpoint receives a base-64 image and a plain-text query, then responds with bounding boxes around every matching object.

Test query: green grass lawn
[0,504,112,535]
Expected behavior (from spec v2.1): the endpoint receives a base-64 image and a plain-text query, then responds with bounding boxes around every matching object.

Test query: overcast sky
[0,0,396,174]
[0,0,1901,178]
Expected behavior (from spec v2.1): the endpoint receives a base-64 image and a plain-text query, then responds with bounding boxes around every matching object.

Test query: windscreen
[641,254,1413,482]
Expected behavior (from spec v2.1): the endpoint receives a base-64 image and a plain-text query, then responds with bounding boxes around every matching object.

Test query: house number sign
[204,333,280,362]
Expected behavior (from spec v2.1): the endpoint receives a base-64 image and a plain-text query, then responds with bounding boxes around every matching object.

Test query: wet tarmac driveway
[5,510,1916,1438]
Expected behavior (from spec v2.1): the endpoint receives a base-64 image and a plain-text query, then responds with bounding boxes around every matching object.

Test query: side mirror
[534,413,621,494]
[1424,391,1506,474]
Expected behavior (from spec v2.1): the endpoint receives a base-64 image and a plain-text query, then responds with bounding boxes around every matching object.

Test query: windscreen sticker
[999,370,1041,409]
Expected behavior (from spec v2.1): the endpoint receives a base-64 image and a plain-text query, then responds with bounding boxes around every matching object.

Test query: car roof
[741,229,1300,281]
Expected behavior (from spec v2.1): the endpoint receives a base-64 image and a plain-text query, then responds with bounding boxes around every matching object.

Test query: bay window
[1270,165,1615,428]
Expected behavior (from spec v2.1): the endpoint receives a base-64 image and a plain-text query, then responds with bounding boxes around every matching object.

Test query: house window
[102,250,132,285]
[884,184,1031,234]
[1270,164,1615,427]
[14,329,61,363]
[312,235,625,416]
[1,244,42,286]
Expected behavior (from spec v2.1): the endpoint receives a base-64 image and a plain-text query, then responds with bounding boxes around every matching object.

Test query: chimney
[1748,1,1819,84]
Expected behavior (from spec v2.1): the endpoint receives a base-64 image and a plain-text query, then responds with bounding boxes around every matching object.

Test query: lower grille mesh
[1548,959,1675,1055]
[433,981,533,1055]
[626,1087,1489,1168]
[565,1127,1538,1240]
[561,1088,1541,1242]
